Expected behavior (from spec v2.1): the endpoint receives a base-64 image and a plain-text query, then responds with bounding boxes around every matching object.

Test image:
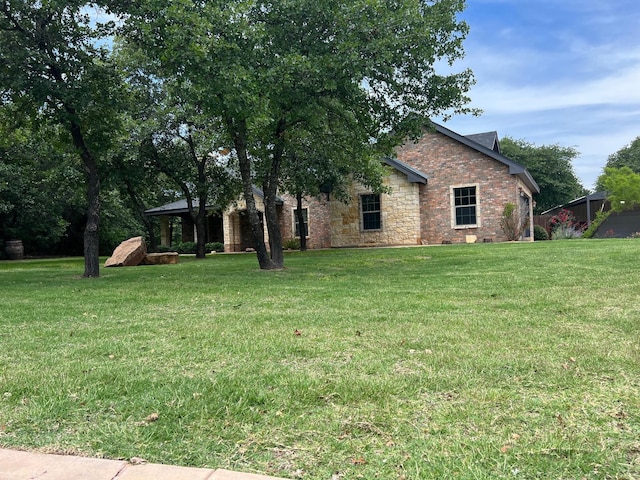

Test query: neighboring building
[541,191,608,228]
[542,192,640,238]
[145,123,539,251]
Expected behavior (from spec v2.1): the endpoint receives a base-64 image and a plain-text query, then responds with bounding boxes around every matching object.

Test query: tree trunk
[230,119,275,269]
[260,119,286,269]
[296,191,307,251]
[123,180,157,251]
[82,154,101,277]
[263,182,284,268]
[66,116,100,278]
[192,133,208,259]
[145,217,157,252]
[194,198,207,259]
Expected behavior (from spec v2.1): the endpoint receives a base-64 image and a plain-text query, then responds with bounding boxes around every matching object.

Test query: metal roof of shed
[541,191,607,215]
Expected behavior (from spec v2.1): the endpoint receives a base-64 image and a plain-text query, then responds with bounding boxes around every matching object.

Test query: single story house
[145,123,540,251]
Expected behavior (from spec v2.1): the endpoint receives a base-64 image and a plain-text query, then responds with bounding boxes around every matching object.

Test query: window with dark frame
[293,208,309,237]
[361,194,381,230]
[454,186,477,226]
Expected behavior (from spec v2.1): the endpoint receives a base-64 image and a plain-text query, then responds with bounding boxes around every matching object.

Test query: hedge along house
[146,123,539,251]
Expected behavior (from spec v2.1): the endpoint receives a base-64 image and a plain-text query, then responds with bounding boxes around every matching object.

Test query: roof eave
[383,157,428,184]
[433,122,540,194]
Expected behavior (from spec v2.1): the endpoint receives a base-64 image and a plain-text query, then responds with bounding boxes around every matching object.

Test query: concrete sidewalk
[0,449,288,480]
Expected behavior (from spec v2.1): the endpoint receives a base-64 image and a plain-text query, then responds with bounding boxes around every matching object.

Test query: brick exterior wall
[395,131,535,244]
[281,195,332,250]
[215,130,535,251]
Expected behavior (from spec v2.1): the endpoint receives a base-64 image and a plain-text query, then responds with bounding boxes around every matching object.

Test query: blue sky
[438,0,640,190]
[86,2,638,190]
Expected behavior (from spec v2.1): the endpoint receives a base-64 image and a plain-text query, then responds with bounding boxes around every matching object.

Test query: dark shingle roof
[144,186,282,216]
[464,131,500,153]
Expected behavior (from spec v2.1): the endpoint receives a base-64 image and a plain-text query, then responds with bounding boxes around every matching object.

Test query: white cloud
[439,0,640,191]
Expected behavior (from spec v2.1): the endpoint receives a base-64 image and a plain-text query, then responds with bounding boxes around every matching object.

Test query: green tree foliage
[599,167,640,212]
[0,113,85,253]
[0,1,124,276]
[499,137,585,214]
[114,44,242,258]
[595,136,640,191]
[120,0,477,269]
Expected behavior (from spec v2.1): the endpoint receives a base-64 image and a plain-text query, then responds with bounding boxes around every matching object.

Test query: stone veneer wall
[395,131,534,244]
[223,196,270,252]
[330,170,422,247]
[222,194,334,251]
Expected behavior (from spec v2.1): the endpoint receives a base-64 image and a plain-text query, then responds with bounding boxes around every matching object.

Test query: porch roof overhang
[144,186,283,217]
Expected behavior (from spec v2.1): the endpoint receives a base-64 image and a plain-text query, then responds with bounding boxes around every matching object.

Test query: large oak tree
[120,0,476,269]
[0,1,124,277]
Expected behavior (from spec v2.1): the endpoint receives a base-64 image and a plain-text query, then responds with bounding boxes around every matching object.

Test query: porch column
[160,216,170,246]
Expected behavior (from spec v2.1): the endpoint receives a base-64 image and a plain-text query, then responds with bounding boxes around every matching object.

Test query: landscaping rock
[105,236,147,267]
[141,252,179,265]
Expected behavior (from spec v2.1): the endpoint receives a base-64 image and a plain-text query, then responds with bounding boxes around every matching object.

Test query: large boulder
[141,252,179,265]
[104,237,147,267]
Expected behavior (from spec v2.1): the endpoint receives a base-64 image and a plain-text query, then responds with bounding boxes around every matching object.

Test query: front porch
[144,189,282,252]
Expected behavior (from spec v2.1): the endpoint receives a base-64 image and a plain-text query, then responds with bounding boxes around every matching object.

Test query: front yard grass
[0,240,638,479]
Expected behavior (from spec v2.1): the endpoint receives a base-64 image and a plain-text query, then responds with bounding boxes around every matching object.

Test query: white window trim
[292,207,310,238]
[360,193,383,232]
[450,183,481,229]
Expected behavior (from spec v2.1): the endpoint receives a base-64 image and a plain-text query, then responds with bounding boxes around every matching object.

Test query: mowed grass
[0,240,638,479]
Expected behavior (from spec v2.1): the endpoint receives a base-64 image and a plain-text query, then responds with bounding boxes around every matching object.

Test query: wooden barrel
[5,240,24,260]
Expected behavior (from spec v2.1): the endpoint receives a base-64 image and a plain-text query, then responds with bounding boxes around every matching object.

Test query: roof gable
[464,131,500,153]
[433,123,540,194]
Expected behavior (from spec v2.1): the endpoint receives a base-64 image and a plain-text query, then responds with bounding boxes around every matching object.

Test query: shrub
[533,225,549,241]
[206,242,224,252]
[283,238,301,250]
[500,202,526,241]
[155,244,174,253]
[551,226,583,240]
[582,210,612,239]
[175,242,197,254]
[549,208,584,240]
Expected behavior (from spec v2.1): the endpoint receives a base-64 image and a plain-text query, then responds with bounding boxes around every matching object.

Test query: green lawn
[0,240,638,479]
